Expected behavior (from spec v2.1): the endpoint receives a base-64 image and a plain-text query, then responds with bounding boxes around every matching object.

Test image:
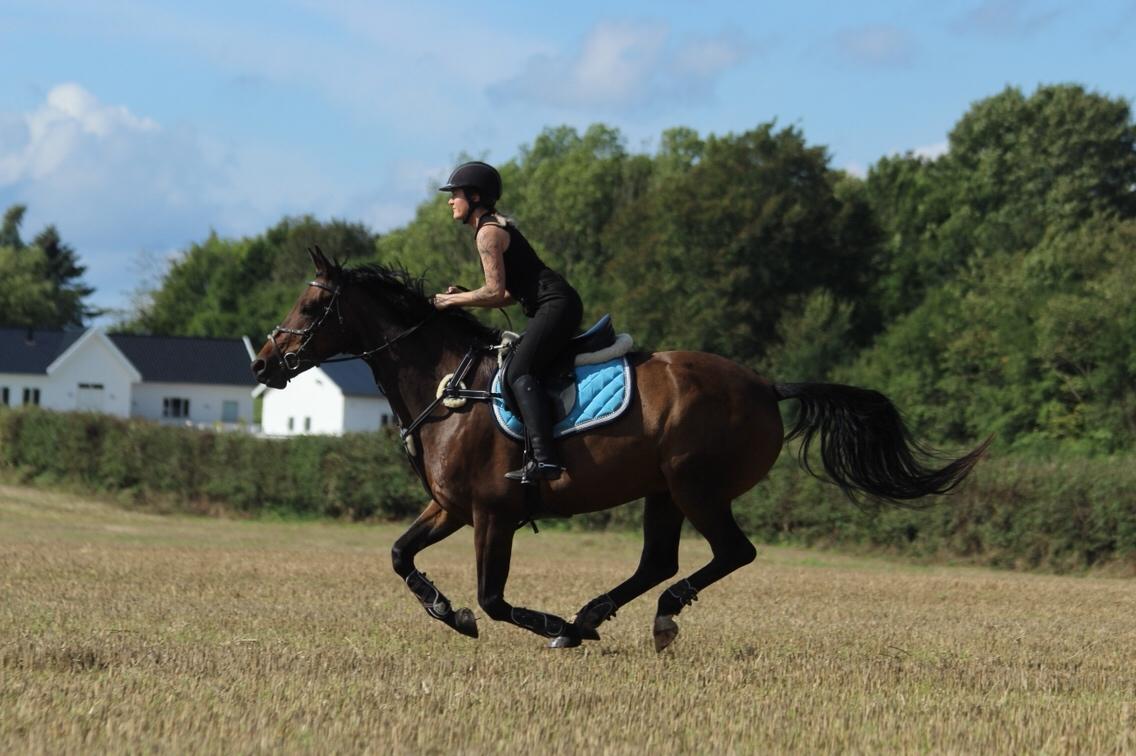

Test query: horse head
[251,246,361,388]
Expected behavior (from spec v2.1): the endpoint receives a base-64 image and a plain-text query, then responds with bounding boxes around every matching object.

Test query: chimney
[25,328,34,345]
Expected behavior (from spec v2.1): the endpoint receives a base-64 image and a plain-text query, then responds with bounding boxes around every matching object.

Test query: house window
[162,397,190,418]
[1,387,8,406]
[304,417,312,432]
[287,417,294,431]
[222,400,239,423]
[380,413,390,427]
[22,388,40,406]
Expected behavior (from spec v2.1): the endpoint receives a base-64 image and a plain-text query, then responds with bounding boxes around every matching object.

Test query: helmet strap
[461,190,481,225]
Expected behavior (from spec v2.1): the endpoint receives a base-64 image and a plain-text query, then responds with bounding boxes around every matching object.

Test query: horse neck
[363,315,481,425]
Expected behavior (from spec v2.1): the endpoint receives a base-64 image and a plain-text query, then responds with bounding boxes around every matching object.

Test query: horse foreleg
[550,492,685,649]
[392,500,478,638]
[473,507,599,644]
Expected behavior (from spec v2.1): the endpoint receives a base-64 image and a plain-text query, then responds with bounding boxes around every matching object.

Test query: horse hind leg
[550,491,685,649]
[652,481,757,652]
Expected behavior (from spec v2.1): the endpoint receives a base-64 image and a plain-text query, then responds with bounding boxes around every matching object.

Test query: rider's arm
[440,226,513,309]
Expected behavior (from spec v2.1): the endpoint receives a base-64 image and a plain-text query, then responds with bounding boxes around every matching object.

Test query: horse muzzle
[251,357,289,389]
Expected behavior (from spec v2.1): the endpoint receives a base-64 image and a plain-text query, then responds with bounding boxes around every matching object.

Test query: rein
[268,280,436,381]
[397,345,502,452]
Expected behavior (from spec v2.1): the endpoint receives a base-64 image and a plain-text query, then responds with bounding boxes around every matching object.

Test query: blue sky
[1,0,1133,320]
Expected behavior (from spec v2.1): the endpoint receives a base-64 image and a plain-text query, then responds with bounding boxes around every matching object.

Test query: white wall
[343,396,396,433]
[260,367,345,436]
[0,374,51,410]
[131,382,255,427]
[43,335,135,417]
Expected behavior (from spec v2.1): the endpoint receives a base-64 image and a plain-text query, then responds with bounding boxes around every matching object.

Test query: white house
[258,358,394,436]
[0,327,256,428]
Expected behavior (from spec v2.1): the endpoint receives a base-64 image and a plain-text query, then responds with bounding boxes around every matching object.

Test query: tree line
[5,83,1134,452]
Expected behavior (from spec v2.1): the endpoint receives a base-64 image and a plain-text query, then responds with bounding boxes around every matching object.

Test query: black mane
[337,261,502,345]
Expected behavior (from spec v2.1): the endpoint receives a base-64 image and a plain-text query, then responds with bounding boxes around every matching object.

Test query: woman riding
[432,161,583,482]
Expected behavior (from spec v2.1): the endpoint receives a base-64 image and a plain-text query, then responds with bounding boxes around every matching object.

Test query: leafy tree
[32,225,98,326]
[122,216,379,338]
[604,124,880,367]
[852,84,1136,449]
[0,246,59,327]
[0,205,96,328]
[1,205,27,249]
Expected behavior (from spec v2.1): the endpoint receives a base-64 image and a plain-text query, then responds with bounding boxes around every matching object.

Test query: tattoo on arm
[476,228,510,305]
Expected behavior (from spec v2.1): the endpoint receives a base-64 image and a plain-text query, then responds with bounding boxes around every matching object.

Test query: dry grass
[1,484,1135,754]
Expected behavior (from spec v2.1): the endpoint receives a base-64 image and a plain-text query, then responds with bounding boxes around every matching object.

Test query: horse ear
[308,246,328,275]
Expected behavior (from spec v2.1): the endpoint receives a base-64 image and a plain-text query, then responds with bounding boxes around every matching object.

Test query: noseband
[267,279,436,382]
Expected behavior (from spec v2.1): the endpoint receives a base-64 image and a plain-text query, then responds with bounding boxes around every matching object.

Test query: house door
[76,383,105,411]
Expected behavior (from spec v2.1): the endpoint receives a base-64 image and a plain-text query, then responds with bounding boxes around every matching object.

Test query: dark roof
[0,328,84,374]
[109,334,256,386]
[321,358,384,397]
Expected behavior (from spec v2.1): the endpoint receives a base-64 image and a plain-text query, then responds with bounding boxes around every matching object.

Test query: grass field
[2,484,1135,754]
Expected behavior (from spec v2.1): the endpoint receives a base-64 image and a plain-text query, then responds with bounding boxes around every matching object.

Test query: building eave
[45,328,143,382]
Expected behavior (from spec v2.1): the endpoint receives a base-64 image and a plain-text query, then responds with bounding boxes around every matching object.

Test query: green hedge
[731,451,1136,572]
[0,407,424,519]
[2,408,1133,572]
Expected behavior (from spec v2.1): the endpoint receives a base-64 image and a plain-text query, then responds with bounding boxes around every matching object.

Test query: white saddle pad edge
[575,333,633,366]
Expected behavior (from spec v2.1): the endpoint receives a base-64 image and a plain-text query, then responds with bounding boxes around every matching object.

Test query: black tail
[773,382,991,506]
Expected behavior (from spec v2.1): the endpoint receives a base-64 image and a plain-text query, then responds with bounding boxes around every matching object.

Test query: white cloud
[488,21,754,112]
[22,1,548,140]
[833,25,916,67]
[952,1,1061,37]
[913,140,949,160]
[0,83,158,184]
[0,84,347,313]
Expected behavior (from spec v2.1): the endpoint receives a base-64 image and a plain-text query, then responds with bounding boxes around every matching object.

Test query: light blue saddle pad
[491,357,633,441]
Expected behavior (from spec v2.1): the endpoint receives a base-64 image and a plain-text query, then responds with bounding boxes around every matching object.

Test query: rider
[433,161,583,482]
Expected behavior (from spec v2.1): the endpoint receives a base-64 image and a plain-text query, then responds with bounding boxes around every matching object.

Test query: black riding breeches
[505,289,583,389]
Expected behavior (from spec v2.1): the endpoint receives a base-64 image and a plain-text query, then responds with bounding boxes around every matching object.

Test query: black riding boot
[505,374,563,482]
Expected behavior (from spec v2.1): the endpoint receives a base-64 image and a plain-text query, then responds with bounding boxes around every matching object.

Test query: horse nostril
[251,359,266,377]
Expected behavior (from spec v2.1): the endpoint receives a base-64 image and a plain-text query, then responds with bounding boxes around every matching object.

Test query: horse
[252,248,990,651]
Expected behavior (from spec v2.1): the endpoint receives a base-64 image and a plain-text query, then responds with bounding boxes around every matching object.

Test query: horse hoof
[549,635,581,649]
[653,615,679,652]
[453,608,479,638]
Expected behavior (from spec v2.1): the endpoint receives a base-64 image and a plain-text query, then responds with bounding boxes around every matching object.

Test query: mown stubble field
[1,483,1134,754]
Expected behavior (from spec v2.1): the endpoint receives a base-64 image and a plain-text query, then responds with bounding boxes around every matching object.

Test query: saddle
[499,314,618,418]
[493,315,635,439]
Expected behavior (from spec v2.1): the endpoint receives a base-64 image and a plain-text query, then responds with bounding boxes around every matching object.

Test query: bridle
[268,279,435,381]
[268,280,344,374]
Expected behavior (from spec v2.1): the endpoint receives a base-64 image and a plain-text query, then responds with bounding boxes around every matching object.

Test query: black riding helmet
[439,161,502,221]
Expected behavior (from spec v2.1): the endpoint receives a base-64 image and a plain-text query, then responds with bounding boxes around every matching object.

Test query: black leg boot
[505,375,563,482]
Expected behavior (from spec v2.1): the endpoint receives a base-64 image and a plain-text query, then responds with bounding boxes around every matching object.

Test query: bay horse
[252,248,989,651]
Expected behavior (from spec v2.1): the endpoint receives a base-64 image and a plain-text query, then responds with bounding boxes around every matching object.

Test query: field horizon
[2,483,1134,753]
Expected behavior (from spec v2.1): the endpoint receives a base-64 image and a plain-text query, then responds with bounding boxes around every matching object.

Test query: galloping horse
[252,248,989,651]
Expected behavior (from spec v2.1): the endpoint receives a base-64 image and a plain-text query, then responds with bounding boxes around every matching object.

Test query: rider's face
[448,188,479,221]
[448,189,467,220]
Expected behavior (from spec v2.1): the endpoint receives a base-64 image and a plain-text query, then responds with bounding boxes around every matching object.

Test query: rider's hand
[445,285,466,294]
[434,293,455,310]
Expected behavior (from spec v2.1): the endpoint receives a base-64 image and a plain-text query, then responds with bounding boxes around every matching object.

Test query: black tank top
[477,214,568,316]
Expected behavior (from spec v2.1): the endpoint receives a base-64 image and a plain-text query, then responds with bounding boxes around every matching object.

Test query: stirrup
[505,460,564,482]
